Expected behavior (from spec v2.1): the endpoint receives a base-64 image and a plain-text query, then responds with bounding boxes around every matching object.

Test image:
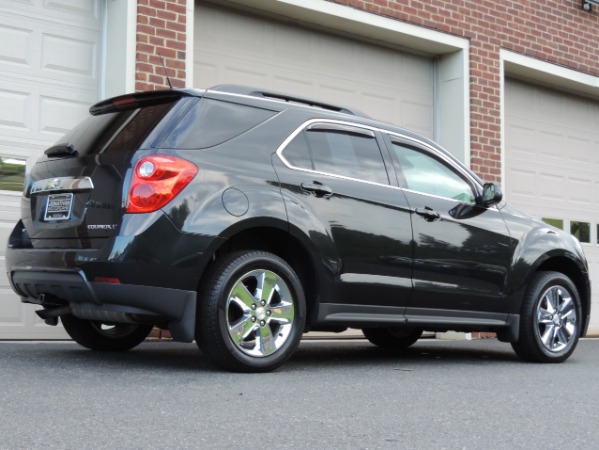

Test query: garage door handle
[301,182,333,198]
[415,207,440,222]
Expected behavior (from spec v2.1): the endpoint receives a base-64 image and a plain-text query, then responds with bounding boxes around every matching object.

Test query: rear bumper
[9,268,197,342]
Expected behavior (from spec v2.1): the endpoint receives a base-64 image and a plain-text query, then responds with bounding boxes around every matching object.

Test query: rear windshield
[53,101,178,156]
[159,98,277,149]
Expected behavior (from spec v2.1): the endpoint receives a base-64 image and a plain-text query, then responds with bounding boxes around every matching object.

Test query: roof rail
[209,84,368,118]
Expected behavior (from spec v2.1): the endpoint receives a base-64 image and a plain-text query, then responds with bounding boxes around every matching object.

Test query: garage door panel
[273,27,313,61]
[0,23,33,67]
[538,132,564,158]
[0,80,97,145]
[566,136,595,163]
[506,79,599,334]
[41,33,98,80]
[317,37,355,73]
[402,54,435,92]
[509,166,537,200]
[2,0,101,29]
[401,98,434,137]
[194,3,434,137]
[272,74,313,93]
[568,178,592,207]
[506,124,535,156]
[362,92,396,121]
[0,87,31,132]
[538,172,566,202]
[0,15,100,89]
[39,95,94,135]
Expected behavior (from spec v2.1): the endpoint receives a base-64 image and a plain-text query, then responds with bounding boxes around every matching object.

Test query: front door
[385,136,514,321]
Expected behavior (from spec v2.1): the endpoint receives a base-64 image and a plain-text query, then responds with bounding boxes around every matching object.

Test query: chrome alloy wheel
[535,285,578,353]
[226,269,295,357]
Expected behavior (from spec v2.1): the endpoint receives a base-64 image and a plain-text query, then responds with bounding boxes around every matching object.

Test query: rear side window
[54,101,177,156]
[281,125,389,184]
[160,99,277,149]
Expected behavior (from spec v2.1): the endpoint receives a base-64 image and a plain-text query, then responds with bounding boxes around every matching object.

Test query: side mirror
[482,183,503,207]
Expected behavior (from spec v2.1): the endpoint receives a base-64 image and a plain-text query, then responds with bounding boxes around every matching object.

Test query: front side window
[390,141,475,203]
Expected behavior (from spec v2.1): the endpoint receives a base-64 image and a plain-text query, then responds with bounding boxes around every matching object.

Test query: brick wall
[133,0,598,180]
[333,0,599,182]
[135,0,187,92]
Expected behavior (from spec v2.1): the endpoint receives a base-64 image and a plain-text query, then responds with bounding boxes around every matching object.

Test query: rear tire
[196,251,306,372]
[511,271,581,363]
[61,315,153,351]
[362,327,423,350]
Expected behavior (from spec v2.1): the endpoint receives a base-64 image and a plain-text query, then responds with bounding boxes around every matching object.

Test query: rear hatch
[22,90,197,248]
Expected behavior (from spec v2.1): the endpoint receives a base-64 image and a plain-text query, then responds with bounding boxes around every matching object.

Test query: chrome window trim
[385,131,483,191]
[276,119,397,189]
[277,119,483,199]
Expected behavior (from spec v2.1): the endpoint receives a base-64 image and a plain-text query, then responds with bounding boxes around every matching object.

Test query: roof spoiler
[89,90,193,116]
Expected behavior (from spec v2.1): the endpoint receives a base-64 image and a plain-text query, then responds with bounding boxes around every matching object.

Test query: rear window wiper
[45,144,78,157]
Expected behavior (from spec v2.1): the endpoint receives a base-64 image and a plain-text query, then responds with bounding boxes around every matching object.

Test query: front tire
[61,315,153,351]
[196,251,306,372]
[362,327,423,350]
[512,271,581,363]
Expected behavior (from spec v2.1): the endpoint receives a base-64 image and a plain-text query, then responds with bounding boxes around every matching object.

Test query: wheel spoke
[269,301,294,324]
[537,307,553,324]
[545,291,557,314]
[555,326,569,348]
[257,270,278,305]
[540,323,556,347]
[564,320,576,337]
[558,295,574,316]
[258,324,277,356]
[229,317,258,345]
[230,282,256,311]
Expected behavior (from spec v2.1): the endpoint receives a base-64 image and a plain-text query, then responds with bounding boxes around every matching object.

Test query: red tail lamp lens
[126,155,198,213]
[94,277,121,284]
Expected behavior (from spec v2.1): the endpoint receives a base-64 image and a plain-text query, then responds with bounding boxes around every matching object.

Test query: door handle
[415,207,440,222]
[301,181,333,198]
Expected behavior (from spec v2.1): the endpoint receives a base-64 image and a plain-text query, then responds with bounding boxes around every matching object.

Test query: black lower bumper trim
[10,269,197,342]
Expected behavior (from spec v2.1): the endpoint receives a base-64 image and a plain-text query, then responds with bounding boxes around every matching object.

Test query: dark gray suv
[6,86,590,371]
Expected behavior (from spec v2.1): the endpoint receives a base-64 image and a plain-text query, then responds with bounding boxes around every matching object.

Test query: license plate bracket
[44,193,73,221]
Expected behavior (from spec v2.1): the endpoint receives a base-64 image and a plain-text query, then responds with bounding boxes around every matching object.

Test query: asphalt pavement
[1,337,597,449]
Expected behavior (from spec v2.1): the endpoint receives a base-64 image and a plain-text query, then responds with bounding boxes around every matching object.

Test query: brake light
[95,277,121,284]
[126,155,198,213]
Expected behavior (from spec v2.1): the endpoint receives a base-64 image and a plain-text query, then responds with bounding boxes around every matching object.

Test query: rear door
[384,135,514,320]
[274,120,414,314]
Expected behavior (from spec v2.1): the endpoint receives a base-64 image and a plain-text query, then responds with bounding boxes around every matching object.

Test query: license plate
[44,193,73,221]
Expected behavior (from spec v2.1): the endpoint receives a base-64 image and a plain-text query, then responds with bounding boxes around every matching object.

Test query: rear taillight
[126,155,197,213]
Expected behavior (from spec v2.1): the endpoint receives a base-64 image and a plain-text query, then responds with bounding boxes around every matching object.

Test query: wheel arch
[198,221,323,329]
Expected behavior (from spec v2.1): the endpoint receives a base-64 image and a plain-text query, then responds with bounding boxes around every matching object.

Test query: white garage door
[194,2,435,138]
[505,79,599,335]
[0,0,103,338]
